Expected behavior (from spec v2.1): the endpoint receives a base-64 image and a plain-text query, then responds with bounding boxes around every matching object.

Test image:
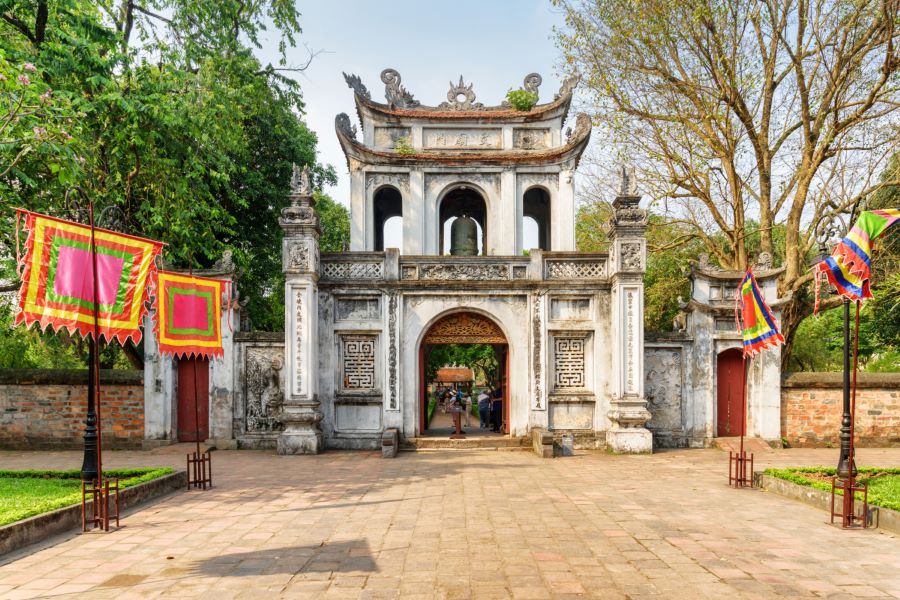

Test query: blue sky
[256,1,570,207]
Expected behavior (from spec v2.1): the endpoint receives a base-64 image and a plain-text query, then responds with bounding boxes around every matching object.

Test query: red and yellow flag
[15,210,163,344]
[154,271,227,358]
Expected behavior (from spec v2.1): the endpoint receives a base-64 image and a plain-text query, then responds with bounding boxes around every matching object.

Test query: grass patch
[0,468,174,527]
[764,466,900,512]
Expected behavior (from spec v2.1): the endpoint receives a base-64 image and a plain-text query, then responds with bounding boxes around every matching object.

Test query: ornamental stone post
[278,165,324,454]
[606,167,653,453]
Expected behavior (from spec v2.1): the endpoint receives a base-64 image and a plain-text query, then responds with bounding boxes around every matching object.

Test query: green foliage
[0,0,335,349]
[0,467,173,526]
[576,203,698,331]
[764,467,900,512]
[506,89,539,111]
[426,396,437,428]
[394,136,415,155]
[787,284,900,372]
[427,344,499,388]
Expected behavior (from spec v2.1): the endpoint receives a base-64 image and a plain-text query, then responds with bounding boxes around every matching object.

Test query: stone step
[713,437,779,454]
[402,436,531,451]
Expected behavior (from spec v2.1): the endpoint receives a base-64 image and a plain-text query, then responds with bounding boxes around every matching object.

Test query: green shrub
[395,136,415,155]
[506,89,539,112]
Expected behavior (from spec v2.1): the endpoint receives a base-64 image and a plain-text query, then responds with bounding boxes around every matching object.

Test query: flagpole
[88,200,103,482]
[189,253,202,466]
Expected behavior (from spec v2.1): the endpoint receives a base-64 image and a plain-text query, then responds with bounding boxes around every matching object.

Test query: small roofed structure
[434,367,474,386]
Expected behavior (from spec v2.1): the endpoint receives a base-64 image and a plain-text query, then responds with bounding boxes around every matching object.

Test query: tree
[0,1,335,353]
[556,0,900,360]
[426,345,499,388]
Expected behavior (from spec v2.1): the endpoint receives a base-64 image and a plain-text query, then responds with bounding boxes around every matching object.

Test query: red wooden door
[177,357,209,442]
[716,349,744,437]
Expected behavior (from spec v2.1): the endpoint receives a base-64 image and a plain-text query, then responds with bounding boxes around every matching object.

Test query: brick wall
[0,369,144,450]
[782,372,900,447]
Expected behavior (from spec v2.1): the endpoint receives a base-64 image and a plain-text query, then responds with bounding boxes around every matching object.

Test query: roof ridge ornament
[335,113,358,140]
[342,72,370,100]
[523,73,542,94]
[556,74,579,100]
[438,75,484,111]
[381,68,420,109]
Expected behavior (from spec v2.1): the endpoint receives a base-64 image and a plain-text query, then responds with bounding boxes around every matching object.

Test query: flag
[154,270,228,358]
[15,210,163,344]
[737,268,784,357]
[814,208,900,309]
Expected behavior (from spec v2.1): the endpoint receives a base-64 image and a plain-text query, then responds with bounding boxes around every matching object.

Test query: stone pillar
[607,168,653,453]
[556,169,575,251]
[278,165,324,454]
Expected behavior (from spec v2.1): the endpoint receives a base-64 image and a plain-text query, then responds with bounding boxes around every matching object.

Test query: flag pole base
[81,477,119,532]
[728,451,754,488]
[830,476,868,529]
[187,451,213,490]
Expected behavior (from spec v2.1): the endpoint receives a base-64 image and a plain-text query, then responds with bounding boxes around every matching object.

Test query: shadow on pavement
[193,540,377,576]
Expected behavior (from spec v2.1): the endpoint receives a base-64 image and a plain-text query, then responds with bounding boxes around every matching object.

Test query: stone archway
[418,311,509,436]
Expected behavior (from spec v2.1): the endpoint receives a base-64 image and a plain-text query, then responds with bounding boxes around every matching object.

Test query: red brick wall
[782,373,900,447]
[0,370,144,450]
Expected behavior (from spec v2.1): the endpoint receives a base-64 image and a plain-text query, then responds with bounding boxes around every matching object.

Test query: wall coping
[783,372,900,389]
[234,331,285,343]
[0,369,143,386]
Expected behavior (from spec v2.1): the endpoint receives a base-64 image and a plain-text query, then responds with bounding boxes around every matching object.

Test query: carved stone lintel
[418,263,509,281]
[381,69,420,109]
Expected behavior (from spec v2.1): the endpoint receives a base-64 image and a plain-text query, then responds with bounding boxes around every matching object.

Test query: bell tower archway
[439,186,487,255]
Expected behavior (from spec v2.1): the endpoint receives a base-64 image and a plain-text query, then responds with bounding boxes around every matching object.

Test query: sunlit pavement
[1,446,899,599]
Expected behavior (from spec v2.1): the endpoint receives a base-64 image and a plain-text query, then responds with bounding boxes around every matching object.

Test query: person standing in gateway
[491,386,503,433]
[477,388,491,429]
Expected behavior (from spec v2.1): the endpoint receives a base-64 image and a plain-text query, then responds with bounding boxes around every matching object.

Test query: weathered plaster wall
[782,372,900,447]
[0,369,143,449]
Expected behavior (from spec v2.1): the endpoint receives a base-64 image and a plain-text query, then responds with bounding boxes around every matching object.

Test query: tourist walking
[477,388,491,429]
[464,393,472,427]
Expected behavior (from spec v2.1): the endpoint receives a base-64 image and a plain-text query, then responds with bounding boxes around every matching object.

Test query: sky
[255,0,571,210]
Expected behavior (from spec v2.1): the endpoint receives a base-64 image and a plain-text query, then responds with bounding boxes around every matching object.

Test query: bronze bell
[450,214,479,256]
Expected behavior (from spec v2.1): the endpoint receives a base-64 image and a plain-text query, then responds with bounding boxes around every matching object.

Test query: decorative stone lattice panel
[545,260,607,280]
[322,262,384,280]
[341,336,377,390]
[553,337,586,389]
[644,348,684,431]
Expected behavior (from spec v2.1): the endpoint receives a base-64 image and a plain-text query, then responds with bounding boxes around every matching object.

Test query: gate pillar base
[606,426,652,454]
[277,429,324,455]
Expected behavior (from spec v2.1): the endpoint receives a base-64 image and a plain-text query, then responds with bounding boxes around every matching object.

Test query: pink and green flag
[15,210,163,344]
[737,268,784,357]
[154,271,228,358]
[814,208,900,310]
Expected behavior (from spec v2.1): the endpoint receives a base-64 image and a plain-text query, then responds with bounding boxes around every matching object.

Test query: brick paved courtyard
[1,447,899,599]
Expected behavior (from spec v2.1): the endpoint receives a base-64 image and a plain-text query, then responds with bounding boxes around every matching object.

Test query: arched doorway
[716,348,745,437]
[374,185,402,251]
[523,186,551,251]
[418,312,509,436]
[439,186,487,255]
